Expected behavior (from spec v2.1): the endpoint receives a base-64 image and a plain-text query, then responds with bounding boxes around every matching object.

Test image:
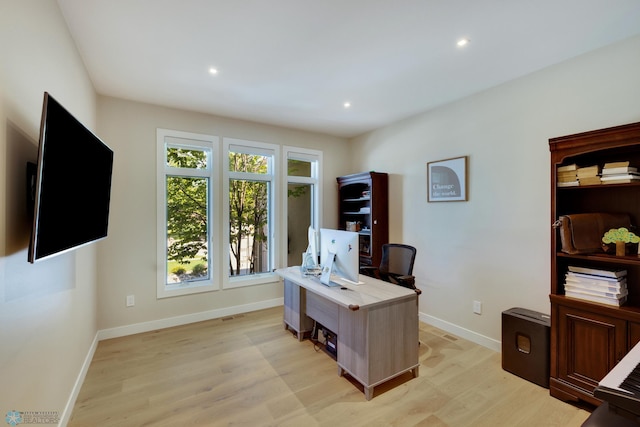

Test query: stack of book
[601,161,640,184]
[557,164,578,187]
[577,164,601,186]
[564,266,628,306]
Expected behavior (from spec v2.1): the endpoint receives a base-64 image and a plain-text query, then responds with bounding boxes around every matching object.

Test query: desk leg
[284,322,305,341]
[338,365,344,377]
[283,279,313,341]
[364,386,373,401]
[412,365,420,378]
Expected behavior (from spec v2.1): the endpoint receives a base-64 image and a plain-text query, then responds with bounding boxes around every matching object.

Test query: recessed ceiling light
[457,38,470,47]
[208,67,218,75]
[343,101,351,108]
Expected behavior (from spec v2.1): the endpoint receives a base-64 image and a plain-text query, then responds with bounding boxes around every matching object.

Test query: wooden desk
[276,266,420,400]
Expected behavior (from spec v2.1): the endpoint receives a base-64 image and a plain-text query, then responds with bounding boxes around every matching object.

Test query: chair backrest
[379,243,416,276]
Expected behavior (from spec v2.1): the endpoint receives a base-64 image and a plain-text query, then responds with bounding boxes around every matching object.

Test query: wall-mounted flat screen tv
[28,92,114,263]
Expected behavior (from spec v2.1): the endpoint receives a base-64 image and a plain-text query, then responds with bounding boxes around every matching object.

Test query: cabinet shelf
[343,197,371,202]
[337,172,388,267]
[558,182,640,190]
[557,252,640,266]
[549,121,640,406]
[551,294,640,317]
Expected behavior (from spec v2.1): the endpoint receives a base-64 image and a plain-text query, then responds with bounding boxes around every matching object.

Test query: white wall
[95,96,349,331]
[350,34,640,350]
[0,0,99,424]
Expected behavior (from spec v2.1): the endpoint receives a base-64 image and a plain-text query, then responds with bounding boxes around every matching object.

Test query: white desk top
[275,266,416,310]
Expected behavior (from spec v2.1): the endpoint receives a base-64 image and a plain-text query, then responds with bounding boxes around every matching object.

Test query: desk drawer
[306,291,339,333]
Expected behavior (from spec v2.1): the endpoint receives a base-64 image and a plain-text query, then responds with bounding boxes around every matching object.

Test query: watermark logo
[4,410,59,425]
[5,411,22,426]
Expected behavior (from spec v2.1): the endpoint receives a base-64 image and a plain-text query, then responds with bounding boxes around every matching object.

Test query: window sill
[224,271,279,289]
[157,280,218,299]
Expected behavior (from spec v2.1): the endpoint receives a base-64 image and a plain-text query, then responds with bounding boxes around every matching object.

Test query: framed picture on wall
[427,156,468,202]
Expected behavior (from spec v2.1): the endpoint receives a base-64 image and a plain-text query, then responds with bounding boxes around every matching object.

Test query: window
[224,139,279,288]
[157,129,219,298]
[157,130,318,296]
[284,147,322,267]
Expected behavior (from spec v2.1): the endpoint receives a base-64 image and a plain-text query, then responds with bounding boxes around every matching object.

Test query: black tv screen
[28,92,114,263]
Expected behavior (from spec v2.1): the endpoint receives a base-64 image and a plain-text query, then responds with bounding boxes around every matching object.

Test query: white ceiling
[56,0,640,138]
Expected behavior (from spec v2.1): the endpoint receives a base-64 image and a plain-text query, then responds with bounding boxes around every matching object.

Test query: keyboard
[594,341,640,422]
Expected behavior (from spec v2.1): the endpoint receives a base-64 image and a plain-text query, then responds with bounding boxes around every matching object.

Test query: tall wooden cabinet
[336,172,388,268]
[549,122,640,406]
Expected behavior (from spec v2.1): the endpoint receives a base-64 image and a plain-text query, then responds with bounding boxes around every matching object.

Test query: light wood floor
[69,306,591,426]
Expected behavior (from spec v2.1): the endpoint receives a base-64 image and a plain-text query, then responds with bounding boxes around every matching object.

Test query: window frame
[282,146,322,266]
[156,129,220,299]
[223,138,280,289]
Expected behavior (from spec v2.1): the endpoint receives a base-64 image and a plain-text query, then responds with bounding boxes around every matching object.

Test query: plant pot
[603,241,639,256]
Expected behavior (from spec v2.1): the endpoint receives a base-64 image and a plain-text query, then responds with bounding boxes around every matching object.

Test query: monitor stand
[335,276,364,286]
[320,252,340,287]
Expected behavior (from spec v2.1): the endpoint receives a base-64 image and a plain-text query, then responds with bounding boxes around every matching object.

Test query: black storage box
[502,307,550,388]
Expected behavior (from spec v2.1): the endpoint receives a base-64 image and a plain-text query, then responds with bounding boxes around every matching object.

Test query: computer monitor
[319,228,360,285]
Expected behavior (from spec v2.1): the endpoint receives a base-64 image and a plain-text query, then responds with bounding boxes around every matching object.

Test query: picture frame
[427,156,468,202]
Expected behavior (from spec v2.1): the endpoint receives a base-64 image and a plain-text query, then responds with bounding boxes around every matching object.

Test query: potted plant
[602,227,640,256]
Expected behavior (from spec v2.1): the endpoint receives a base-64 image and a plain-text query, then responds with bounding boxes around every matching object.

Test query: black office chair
[362,244,420,295]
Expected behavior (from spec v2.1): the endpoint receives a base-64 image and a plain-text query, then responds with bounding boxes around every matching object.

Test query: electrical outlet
[473,300,482,315]
[126,295,135,307]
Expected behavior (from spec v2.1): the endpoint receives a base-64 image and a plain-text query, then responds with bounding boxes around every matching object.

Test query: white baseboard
[97,297,284,340]
[419,312,501,353]
[59,333,99,427]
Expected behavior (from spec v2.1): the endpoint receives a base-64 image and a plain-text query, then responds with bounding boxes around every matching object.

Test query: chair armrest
[360,266,379,278]
[395,275,420,294]
[395,275,415,285]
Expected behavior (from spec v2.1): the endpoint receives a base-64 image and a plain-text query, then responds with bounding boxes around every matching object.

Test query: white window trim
[223,137,280,289]
[282,146,322,268]
[156,128,220,299]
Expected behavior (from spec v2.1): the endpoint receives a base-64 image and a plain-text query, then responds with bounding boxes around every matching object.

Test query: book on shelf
[563,268,630,306]
[601,172,640,179]
[564,289,628,306]
[558,172,578,182]
[564,284,628,299]
[565,272,627,287]
[601,174,640,184]
[558,169,578,177]
[603,161,630,169]
[578,176,602,186]
[557,163,578,172]
[557,181,579,187]
[564,279,626,294]
[564,274,627,289]
[603,179,640,185]
[576,165,600,178]
[602,166,637,175]
[567,266,627,279]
